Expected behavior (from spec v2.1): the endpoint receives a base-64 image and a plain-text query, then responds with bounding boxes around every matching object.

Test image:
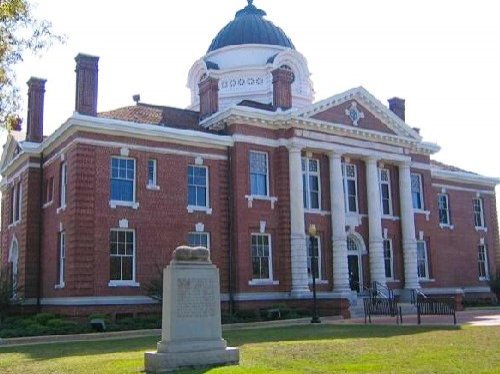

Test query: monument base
[144,347,239,373]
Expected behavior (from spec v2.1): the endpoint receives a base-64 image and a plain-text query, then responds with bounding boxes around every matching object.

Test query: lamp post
[309,224,321,323]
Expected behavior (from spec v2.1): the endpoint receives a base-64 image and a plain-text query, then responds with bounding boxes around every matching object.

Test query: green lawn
[0,324,499,373]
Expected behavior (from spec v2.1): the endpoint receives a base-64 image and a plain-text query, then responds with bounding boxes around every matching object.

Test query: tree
[0,0,62,132]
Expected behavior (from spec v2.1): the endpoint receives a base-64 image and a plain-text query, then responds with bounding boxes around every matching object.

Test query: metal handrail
[372,281,395,300]
[411,288,427,304]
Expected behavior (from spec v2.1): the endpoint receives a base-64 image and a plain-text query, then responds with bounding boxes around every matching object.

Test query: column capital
[287,143,303,153]
[364,156,379,164]
[327,150,342,160]
[397,160,412,169]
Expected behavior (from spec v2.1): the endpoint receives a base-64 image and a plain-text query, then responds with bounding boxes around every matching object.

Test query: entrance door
[348,255,360,292]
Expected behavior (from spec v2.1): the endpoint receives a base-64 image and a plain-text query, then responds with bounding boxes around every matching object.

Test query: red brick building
[1,1,499,317]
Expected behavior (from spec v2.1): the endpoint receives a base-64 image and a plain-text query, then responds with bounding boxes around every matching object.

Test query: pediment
[0,135,23,174]
[297,87,421,140]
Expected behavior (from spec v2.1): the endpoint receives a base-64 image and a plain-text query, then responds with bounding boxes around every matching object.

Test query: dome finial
[247,0,253,5]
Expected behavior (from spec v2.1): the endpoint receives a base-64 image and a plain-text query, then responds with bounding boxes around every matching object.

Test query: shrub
[33,313,56,325]
[488,272,500,300]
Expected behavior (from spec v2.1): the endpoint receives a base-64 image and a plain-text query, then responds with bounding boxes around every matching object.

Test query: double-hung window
[187,232,210,249]
[249,151,268,196]
[109,229,136,285]
[251,234,272,281]
[110,157,135,203]
[307,236,322,281]
[438,193,451,226]
[302,158,320,210]
[57,231,66,287]
[147,159,157,187]
[478,244,489,280]
[342,163,358,213]
[44,177,54,205]
[473,198,485,228]
[379,169,392,216]
[383,239,393,279]
[188,165,208,208]
[411,173,424,210]
[60,162,67,208]
[417,240,429,279]
[10,182,21,224]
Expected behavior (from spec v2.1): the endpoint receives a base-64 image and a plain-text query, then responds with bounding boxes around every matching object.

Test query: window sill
[42,201,54,209]
[382,215,400,221]
[7,220,21,229]
[439,223,454,230]
[146,184,160,191]
[187,206,213,215]
[475,226,488,232]
[248,279,279,286]
[57,205,67,214]
[414,209,431,221]
[245,195,278,209]
[386,279,400,283]
[109,200,140,210]
[304,209,331,216]
[55,283,65,289]
[108,281,140,288]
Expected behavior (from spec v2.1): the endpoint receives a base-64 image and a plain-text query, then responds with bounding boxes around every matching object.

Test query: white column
[399,162,420,290]
[328,152,350,292]
[365,157,387,288]
[289,146,310,296]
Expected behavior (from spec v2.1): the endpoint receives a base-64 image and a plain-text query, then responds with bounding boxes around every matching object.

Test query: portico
[287,139,420,298]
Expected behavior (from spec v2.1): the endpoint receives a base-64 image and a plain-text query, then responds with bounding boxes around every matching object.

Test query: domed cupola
[207,0,295,53]
[187,1,314,111]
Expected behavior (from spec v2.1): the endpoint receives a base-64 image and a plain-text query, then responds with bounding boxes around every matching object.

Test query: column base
[290,288,312,299]
[399,288,416,302]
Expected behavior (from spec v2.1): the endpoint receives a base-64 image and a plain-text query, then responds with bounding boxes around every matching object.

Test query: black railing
[371,281,395,301]
[363,297,402,324]
[416,298,456,325]
[410,288,427,305]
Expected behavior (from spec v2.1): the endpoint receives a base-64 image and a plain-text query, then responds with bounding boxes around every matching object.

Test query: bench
[417,298,456,325]
[364,297,402,324]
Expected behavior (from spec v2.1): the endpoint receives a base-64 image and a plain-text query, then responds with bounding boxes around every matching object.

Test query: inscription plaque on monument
[144,246,239,373]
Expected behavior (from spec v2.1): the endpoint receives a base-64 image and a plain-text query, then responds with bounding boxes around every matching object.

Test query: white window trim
[146,159,160,190]
[110,156,137,207]
[249,233,278,285]
[187,231,211,250]
[187,164,210,211]
[473,197,486,230]
[478,244,489,281]
[379,168,393,217]
[60,162,68,209]
[249,150,270,198]
[342,163,359,214]
[307,235,325,283]
[438,193,453,229]
[108,228,140,287]
[383,239,394,280]
[55,231,66,289]
[417,240,430,280]
[411,173,425,211]
[302,157,321,211]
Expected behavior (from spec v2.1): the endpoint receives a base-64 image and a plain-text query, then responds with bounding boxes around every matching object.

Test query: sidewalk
[0,309,498,348]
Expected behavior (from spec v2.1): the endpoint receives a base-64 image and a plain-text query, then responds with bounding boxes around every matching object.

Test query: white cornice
[431,168,500,187]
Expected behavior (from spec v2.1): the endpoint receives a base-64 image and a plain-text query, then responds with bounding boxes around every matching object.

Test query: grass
[0,324,499,373]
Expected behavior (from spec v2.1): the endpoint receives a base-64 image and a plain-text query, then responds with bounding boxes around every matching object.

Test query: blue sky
[10,0,500,212]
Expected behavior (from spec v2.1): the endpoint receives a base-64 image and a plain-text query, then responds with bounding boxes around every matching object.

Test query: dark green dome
[207,1,295,53]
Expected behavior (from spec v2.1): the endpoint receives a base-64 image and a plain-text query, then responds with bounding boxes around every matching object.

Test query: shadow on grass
[0,324,460,364]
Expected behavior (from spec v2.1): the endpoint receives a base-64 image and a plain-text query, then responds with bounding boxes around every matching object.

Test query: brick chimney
[26,77,47,143]
[388,97,405,121]
[272,67,294,110]
[75,53,99,116]
[198,76,219,120]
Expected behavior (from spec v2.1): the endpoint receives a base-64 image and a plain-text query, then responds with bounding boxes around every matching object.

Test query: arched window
[8,238,19,298]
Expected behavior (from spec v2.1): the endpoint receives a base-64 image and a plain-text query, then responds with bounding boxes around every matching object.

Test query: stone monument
[144,246,239,372]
